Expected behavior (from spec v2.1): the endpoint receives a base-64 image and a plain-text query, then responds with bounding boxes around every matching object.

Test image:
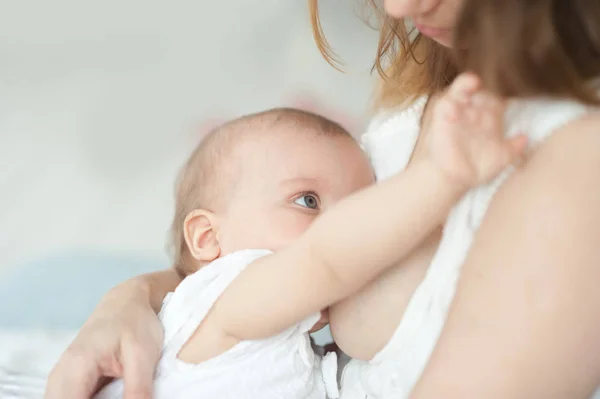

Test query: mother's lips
[414,23,450,39]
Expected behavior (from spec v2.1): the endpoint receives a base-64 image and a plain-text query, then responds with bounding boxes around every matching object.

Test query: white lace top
[341,97,599,398]
[95,249,339,399]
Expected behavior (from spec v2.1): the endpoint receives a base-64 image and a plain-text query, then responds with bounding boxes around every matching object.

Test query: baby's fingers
[505,134,529,163]
[448,73,481,104]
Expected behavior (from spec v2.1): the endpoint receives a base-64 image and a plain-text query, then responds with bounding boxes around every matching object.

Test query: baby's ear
[183,209,221,262]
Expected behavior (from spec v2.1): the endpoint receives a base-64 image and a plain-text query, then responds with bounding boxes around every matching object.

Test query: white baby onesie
[95,249,339,399]
[342,97,600,398]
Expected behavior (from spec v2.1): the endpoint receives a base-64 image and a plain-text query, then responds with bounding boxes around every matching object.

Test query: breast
[328,228,440,361]
[334,99,435,361]
[349,98,596,397]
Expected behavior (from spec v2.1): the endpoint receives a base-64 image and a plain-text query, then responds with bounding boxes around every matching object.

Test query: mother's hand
[45,281,163,399]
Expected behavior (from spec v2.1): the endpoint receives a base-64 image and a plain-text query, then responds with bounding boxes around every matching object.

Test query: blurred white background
[0,0,377,268]
[0,1,380,394]
[0,0,377,329]
[0,0,376,397]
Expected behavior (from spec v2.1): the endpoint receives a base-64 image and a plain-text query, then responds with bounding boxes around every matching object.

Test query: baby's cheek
[265,211,315,250]
[218,212,269,253]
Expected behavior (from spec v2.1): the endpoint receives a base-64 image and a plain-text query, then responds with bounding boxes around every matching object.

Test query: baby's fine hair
[169,107,353,276]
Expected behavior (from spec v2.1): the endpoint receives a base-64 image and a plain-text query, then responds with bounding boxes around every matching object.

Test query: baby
[95,75,525,399]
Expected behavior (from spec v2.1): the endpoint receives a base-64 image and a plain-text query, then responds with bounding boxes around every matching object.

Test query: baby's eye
[294,193,320,210]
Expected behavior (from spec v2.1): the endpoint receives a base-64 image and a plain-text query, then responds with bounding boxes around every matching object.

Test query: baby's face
[215,131,374,255]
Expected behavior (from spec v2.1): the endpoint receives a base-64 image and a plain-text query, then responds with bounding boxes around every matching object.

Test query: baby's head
[170,108,374,277]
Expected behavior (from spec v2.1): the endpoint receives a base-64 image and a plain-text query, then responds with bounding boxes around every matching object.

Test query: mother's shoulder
[505,98,595,146]
[506,109,600,201]
[470,110,600,263]
[534,109,600,163]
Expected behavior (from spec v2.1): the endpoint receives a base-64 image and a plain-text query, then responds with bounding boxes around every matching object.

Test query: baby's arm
[207,74,526,341]
[211,158,467,340]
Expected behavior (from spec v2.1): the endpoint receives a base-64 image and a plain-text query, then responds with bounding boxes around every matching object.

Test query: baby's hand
[427,73,528,188]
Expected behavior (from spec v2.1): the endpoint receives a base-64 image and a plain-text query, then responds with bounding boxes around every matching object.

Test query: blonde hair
[169,107,352,276]
[309,0,457,108]
[309,0,600,108]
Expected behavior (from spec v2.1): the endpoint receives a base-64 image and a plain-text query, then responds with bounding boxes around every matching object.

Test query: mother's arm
[411,113,600,399]
[45,268,182,399]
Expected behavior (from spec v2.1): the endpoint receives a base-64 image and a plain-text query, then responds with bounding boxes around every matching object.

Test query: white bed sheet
[0,330,75,399]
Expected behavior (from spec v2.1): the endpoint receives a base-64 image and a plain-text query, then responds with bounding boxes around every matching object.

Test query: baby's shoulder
[169,249,273,300]
[159,250,273,351]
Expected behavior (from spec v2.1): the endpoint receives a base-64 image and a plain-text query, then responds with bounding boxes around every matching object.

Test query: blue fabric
[0,251,166,329]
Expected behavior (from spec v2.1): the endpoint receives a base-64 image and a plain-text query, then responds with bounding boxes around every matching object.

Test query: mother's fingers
[45,348,102,399]
[121,339,160,399]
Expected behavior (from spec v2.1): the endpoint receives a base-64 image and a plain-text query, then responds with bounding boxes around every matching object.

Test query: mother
[46,0,600,398]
